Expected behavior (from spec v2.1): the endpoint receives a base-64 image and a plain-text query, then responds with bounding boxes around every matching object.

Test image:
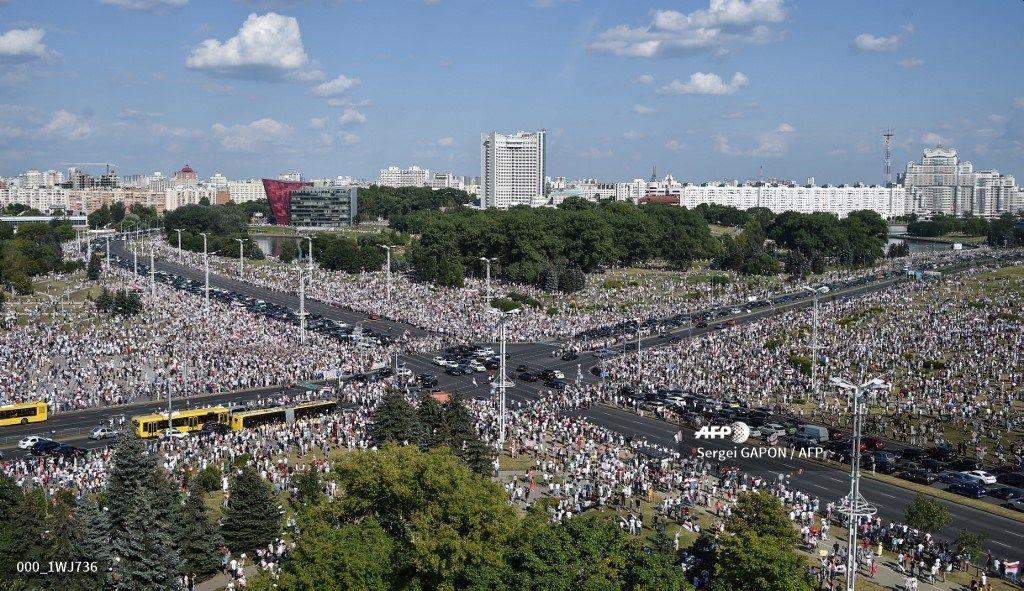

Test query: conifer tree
[369,390,421,445]
[77,498,113,590]
[221,465,281,552]
[9,489,48,586]
[44,494,103,591]
[112,486,182,591]
[106,431,157,534]
[178,480,222,577]
[87,252,102,280]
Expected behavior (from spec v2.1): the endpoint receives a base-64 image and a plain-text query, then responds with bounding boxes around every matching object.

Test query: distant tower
[883,129,895,186]
[650,165,657,183]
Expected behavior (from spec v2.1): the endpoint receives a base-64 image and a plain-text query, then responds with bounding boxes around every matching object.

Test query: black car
[418,374,439,388]
[989,486,1024,500]
[515,364,530,373]
[199,422,231,436]
[898,469,936,485]
[560,351,579,361]
[30,440,63,456]
[946,458,983,472]
[538,369,557,380]
[516,371,537,382]
[925,446,955,462]
[919,458,948,473]
[483,358,501,370]
[50,444,88,458]
[996,472,1024,487]
[445,366,469,376]
[544,378,567,390]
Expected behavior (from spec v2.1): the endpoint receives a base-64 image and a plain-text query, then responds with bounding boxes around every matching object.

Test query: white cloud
[898,57,923,69]
[340,132,359,146]
[187,13,321,81]
[313,74,360,97]
[40,109,92,140]
[623,129,645,140]
[1014,97,1024,109]
[921,131,950,146]
[657,72,748,96]
[852,24,913,53]
[631,73,653,84]
[338,107,366,126]
[666,139,684,152]
[309,117,326,129]
[436,136,455,146]
[776,122,794,133]
[530,0,580,7]
[750,134,786,156]
[589,0,786,59]
[712,133,741,156]
[580,146,613,159]
[99,0,187,10]
[212,117,292,151]
[0,28,52,62]
[632,104,655,115]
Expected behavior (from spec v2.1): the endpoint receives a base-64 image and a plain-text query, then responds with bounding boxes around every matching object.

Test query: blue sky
[1,0,1022,184]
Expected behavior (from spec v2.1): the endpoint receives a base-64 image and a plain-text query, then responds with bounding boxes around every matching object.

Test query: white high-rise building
[227,179,267,204]
[164,186,219,212]
[278,171,303,182]
[481,130,546,209]
[616,179,648,203]
[209,173,229,190]
[426,172,464,191]
[377,165,430,188]
[901,145,1019,216]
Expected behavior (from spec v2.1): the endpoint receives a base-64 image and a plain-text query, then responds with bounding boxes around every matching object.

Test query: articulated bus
[131,406,229,438]
[0,401,48,427]
[229,400,338,432]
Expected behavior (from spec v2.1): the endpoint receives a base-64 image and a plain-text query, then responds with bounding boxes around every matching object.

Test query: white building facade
[377,165,430,188]
[481,130,546,209]
[902,146,1021,216]
[661,181,907,219]
[164,186,220,212]
[0,187,70,212]
[227,179,268,204]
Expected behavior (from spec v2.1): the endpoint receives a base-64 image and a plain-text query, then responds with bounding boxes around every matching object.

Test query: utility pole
[298,271,307,345]
[105,238,110,269]
[636,318,642,385]
[304,236,314,281]
[831,376,886,591]
[133,248,138,276]
[235,238,245,278]
[491,308,520,446]
[479,257,493,309]
[380,245,392,302]
[200,232,210,316]
[174,228,184,263]
[149,246,156,299]
[803,285,829,401]
[883,129,895,186]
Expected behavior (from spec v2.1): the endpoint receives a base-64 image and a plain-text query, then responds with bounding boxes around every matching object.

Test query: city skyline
[0,0,1022,182]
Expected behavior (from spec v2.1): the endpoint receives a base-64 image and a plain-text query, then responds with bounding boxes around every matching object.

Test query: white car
[730,308,741,314]
[761,424,786,438]
[469,361,487,373]
[666,396,688,407]
[747,426,763,439]
[432,356,449,367]
[961,470,997,485]
[551,370,565,379]
[90,426,116,440]
[159,428,188,441]
[18,435,51,450]
[395,367,413,378]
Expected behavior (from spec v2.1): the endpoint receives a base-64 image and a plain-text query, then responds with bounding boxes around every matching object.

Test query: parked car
[988,486,1024,500]
[937,471,974,485]
[50,444,88,458]
[996,472,1024,487]
[89,426,116,440]
[1007,498,1024,512]
[159,428,188,441]
[515,364,530,373]
[544,378,567,390]
[898,469,937,485]
[418,374,439,388]
[518,371,538,382]
[947,481,988,499]
[761,424,787,438]
[925,446,955,462]
[30,440,63,456]
[960,470,998,485]
[861,437,885,451]
[946,458,983,472]
[560,351,579,361]
[432,356,450,367]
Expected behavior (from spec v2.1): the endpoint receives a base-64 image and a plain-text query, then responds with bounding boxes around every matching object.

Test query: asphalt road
[4,239,1021,552]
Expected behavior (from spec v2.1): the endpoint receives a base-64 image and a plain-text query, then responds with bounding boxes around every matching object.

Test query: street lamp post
[133,249,138,276]
[235,238,245,278]
[200,232,210,316]
[803,285,829,401]
[174,228,184,263]
[380,245,392,302]
[635,318,642,384]
[298,270,306,345]
[149,246,156,299]
[479,257,493,309]
[830,376,887,591]
[303,236,314,280]
[105,238,111,269]
[490,308,520,447]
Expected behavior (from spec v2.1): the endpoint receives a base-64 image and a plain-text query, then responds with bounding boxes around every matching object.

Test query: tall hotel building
[480,129,546,209]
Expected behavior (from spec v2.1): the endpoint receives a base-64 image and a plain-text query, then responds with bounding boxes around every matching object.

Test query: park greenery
[94,287,144,317]
[393,198,891,288]
[162,203,264,260]
[356,185,475,222]
[906,213,989,238]
[0,219,78,295]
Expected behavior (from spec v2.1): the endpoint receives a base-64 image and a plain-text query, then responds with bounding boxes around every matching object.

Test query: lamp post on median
[803,285,829,401]
[380,245,392,303]
[149,245,156,299]
[200,232,210,316]
[298,269,307,345]
[479,257,493,309]
[490,307,520,447]
[830,375,888,591]
[635,317,642,385]
[235,238,245,278]
[105,237,111,269]
[174,228,184,263]
[302,235,314,281]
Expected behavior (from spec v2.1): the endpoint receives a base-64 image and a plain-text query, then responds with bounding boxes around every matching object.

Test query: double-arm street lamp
[803,285,830,401]
[380,245,392,302]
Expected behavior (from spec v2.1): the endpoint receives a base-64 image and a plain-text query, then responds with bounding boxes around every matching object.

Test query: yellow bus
[229,399,337,431]
[131,406,229,438]
[0,401,48,427]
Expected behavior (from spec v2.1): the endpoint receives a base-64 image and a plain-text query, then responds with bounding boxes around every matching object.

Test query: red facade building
[262,179,311,225]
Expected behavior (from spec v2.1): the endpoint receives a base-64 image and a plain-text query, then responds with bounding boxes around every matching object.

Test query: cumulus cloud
[898,57,923,69]
[852,24,913,53]
[750,134,786,156]
[212,117,292,151]
[631,73,653,84]
[338,107,366,126]
[666,139,684,152]
[657,72,748,96]
[187,13,321,81]
[589,0,786,59]
[340,132,359,146]
[776,122,794,133]
[712,133,741,156]
[40,109,92,140]
[921,131,950,146]
[309,117,326,129]
[623,129,645,140]
[313,74,360,97]
[99,0,187,10]
[632,104,655,115]
[0,28,53,62]
[712,130,787,157]
[436,136,455,146]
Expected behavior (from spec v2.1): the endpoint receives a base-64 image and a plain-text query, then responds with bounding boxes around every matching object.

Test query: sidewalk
[195,565,259,591]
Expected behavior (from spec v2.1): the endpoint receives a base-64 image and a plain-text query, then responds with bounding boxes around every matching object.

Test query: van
[798,424,829,443]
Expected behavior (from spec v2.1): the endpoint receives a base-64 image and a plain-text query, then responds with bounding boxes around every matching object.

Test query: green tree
[714,530,814,591]
[279,239,298,263]
[955,529,987,568]
[77,498,113,589]
[725,490,800,546]
[903,494,952,535]
[7,489,48,585]
[178,481,222,577]
[292,470,324,506]
[275,514,396,590]
[44,494,105,591]
[106,431,158,535]
[221,465,282,552]
[111,486,182,591]
[87,252,102,280]
[369,390,422,445]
